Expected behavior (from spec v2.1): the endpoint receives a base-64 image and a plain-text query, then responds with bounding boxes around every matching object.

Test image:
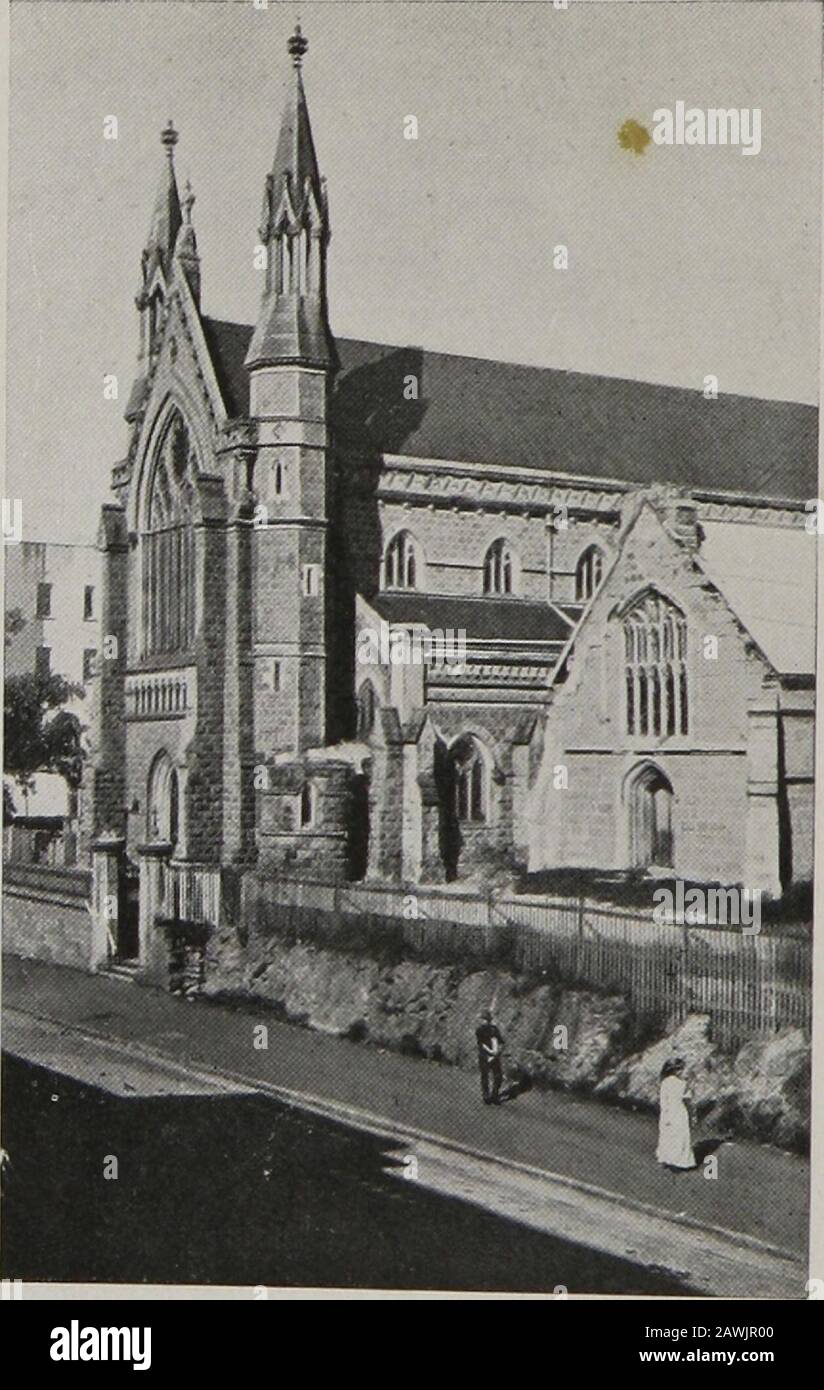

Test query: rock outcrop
[595,1014,810,1152]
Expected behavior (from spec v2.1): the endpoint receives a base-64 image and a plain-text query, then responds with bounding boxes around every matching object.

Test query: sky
[5,0,822,544]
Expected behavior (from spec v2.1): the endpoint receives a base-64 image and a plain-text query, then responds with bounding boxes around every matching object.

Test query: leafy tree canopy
[4,666,86,802]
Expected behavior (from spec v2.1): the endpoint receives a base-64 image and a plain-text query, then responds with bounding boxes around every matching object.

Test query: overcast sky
[6,0,822,544]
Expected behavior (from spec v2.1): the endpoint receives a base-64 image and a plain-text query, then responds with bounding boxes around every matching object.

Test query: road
[1,954,810,1296]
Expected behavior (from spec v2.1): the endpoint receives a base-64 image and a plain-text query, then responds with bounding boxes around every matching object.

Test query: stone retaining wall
[2,864,92,971]
[205,915,810,1153]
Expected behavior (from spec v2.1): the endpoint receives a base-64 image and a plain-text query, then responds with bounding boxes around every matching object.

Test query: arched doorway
[629,765,673,869]
[147,752,181,851]
[438,734,490,880]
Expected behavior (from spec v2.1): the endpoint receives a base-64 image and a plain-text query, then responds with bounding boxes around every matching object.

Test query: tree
[4,668,86,809]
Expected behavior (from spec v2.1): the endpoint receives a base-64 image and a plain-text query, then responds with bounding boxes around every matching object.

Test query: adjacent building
[4,540,101,863]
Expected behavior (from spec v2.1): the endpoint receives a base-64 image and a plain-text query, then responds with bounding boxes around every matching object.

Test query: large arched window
[483,539,517,595]
[629,764,673,869]
[575,544,605,602]
[622,591,688,737]
[142,410,198,657]
[384,531,420,590]
[450,735,488,824]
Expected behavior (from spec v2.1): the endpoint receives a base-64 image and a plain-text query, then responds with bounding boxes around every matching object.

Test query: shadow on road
[1,1054,699,1295]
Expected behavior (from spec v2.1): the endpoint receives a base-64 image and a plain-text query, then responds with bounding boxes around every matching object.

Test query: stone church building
[86,27,817,908]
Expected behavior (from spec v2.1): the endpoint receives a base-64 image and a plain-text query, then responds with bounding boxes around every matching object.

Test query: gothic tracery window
[623,592,688,738]
[141,411,198,657]
[384,530,419,590]
[483,539,516,595]
[575,544,605,602]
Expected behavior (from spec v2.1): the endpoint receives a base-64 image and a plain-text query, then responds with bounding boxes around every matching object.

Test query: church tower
[245,26,355,879]
[245,25,336,758]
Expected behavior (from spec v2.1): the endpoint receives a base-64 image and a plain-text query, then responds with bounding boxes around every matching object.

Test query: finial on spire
[182,179,195,225]
[288,23,308,67]
[161,119,178,157]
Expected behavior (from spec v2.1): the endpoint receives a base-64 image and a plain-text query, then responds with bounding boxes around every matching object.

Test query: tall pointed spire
[271,24,323,217]
[245,26,334,371]
[144,120,182,284]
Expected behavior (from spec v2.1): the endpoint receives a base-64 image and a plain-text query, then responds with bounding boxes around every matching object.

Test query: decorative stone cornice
[695,498,805,527]
[429,663,555,686]
[344,450,808,529]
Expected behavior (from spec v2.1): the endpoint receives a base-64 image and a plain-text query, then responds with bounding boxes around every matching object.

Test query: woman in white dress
[656,1057,696,1170]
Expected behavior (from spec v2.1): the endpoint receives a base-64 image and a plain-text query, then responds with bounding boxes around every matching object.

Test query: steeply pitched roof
[370,592,571,645]
[200,318,818,503]
[697,521,816,676]
[201,319,254,417]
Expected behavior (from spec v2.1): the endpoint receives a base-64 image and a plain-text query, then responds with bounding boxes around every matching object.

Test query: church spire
[245,26,334,371]
[132,121,186,377]
[272,24,323,220]
[143,121,183,286]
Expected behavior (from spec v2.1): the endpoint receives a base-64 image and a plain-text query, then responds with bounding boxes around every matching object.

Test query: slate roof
[370,592,571,646]
[202,319,255,417]
[201,317,817,503]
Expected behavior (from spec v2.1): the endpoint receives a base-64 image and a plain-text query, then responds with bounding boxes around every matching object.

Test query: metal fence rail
[157,861,222,928]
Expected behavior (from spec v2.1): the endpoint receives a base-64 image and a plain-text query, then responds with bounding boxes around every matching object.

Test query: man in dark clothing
[476,1009,504,1105]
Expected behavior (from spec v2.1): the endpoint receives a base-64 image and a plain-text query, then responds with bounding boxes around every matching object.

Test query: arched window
[300,781,315,829]
[141,410,198,658]
[384,531,419,590]
[450,735,488,824]
[575,545,605,602]
[622,592,688,738]
[629,764,674,869]
[147,751,180,849]
[356,682,378,740]
[168,768,179,850]
[483,539,517,595]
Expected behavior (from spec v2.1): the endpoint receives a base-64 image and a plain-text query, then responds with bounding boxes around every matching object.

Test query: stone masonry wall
[3,878,92,971]
[530,502,780,885]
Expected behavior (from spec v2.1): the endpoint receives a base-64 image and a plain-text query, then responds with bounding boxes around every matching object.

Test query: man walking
[476,1009,504,1105]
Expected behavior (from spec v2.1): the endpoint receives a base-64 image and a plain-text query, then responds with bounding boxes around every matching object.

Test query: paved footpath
[2,953,810,1296]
